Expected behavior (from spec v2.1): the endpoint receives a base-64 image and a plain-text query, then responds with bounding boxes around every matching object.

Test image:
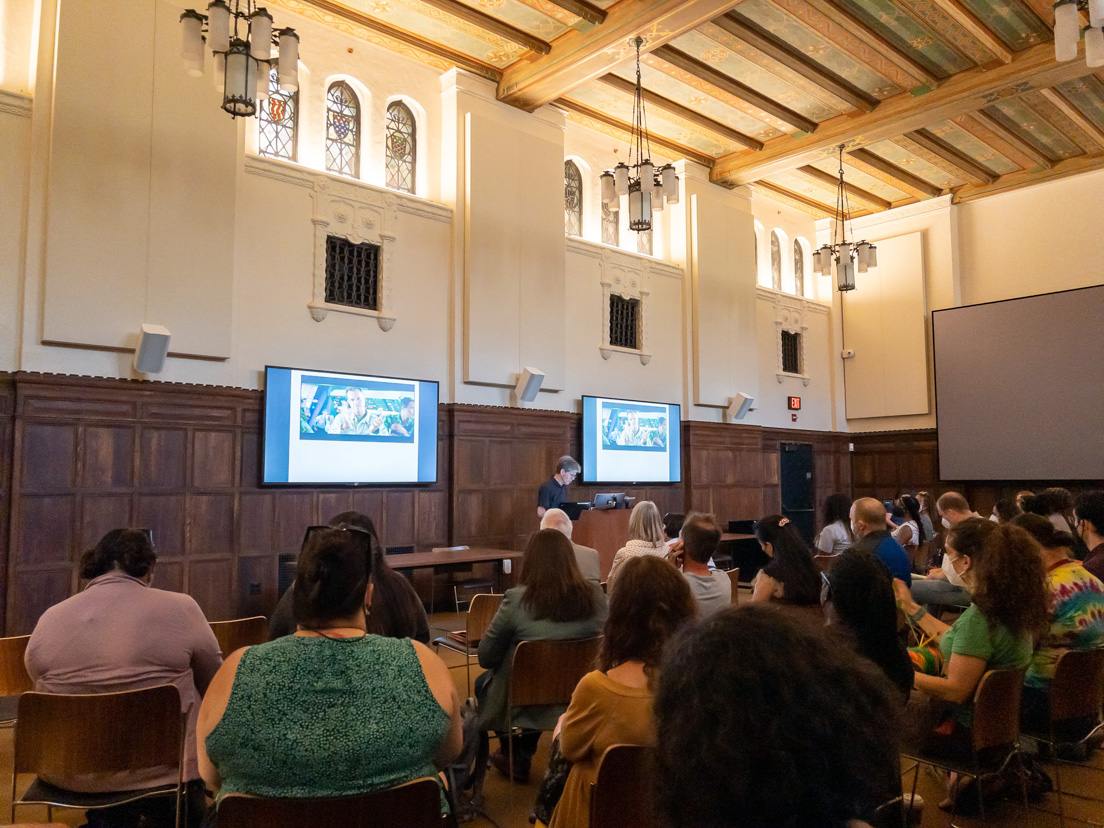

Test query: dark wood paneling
[0,376,13,628]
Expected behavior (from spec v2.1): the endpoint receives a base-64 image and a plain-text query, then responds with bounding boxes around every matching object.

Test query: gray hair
[540,508,573,538]
[557,455,581,474]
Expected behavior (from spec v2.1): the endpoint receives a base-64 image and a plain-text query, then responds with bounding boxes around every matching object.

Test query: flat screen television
[581,395,681,484]
[262,365,439,485]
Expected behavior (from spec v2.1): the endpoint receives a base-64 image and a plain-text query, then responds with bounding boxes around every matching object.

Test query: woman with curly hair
[894,519,1048,760]
[654,606,902,827]
[751,515,822,606]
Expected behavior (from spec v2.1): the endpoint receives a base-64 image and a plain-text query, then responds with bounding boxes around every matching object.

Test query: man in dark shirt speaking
[537,456,581,518]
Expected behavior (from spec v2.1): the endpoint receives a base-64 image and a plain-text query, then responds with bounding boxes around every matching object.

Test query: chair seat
[902,742,1017,777]
[432,635,477,657]
[0,694,19,723]
[18,777,179,811]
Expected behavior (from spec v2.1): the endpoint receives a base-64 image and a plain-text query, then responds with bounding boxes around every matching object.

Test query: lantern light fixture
[812,145,879,293]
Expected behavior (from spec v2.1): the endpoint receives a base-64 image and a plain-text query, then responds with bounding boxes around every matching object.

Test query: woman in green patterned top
[197,525,461,805]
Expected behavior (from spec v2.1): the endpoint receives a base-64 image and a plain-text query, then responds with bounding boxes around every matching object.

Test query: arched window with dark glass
[602,202,619,247]
[793,239,804,296]
[385,100,416,194]
[770,230,782,291]
[258,68,297,161]
[564,161,582,237]
[325,81,360,178]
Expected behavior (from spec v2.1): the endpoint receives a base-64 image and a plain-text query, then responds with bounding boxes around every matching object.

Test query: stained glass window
[564,161,582,237]
[609,294,639,350]
[781,330,801,374]
[602,202,619,247]
[770,230,782,291]
[325,236,379,310]
[258,69,296,161]
[326,81,360,178]
[385,101,416,194]
[794,240,804,297]
[637,227,653,256]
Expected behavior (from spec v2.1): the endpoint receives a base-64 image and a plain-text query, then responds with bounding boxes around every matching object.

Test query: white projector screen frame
[932,285,1104,481]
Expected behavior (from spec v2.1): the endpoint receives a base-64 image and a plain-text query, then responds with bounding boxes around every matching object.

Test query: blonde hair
[629,500,664,544]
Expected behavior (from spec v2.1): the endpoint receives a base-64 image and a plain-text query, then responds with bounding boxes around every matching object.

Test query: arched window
[754,220,767,286]
[637,227,653,256]
[770,230,782,291]
[602,202,619,247]
[325,81,360,178]
[258,68,297,161]
[385,100,416,194]
[793,239,804,297]
[564,161,582,237]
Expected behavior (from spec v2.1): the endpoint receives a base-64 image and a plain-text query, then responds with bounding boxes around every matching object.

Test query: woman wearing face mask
[893,519,1048,762]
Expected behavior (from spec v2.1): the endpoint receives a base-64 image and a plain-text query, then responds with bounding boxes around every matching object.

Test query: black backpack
[445,699,490,823]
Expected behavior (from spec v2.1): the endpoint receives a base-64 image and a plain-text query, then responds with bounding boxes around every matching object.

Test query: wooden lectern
[573,509,631,581]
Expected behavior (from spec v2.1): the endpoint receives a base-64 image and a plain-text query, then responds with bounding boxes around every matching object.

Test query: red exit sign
[787,396,801,411]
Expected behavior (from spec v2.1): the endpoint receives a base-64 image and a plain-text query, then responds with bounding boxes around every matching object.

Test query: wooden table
[388,547,523,612]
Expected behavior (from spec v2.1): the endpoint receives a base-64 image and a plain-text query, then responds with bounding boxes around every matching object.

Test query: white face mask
[942,553,969,589]
[989,513,999,523]
[941,517,952,530]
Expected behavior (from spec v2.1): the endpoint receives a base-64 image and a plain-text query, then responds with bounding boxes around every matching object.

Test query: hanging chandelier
[1054,0,1104,66]
[179,2,299,118]
[600,37,679,233]
[813,145,877,292]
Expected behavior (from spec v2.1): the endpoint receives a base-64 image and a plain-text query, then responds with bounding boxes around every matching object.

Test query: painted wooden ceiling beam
[795,165,892,210]
[545,0,607,26]
[846,148,945,198]
[651,45,818,132]
[970,108,1054,170]
[927,0,1012,65]
[752,180,836,219]
[596,73,763,150]
[711,12,878,113]
[799,0,939,90]
[414,0,551,54]
[555,97,716,165]
[1039,87,1104,151]
[709,42,1090,185]
[498,0,743,111]
[903,128,997,184]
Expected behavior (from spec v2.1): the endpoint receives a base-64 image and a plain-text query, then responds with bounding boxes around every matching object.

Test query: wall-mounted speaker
[133,324,171,374]
[514,367,545,403]
[726,392,755,421]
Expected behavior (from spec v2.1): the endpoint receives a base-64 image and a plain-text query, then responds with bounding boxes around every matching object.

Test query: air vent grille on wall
[325,235,380,311]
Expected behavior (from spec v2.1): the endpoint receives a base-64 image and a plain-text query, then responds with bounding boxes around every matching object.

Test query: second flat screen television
[581,395,681,484]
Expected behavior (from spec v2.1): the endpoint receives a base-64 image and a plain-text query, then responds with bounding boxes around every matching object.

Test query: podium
[573,509,631,581]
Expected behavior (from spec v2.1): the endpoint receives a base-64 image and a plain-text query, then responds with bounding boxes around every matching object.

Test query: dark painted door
[780,443,815,545]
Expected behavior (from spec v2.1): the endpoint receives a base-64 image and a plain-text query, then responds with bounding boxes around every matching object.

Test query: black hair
[898,494,928,543]
[654,606,901,827]
[1021,494,1048,517]
[826,550,913,699]
[1012,512,1074,550]
[756,515,822,606]
[80,528,157,580]
[663,512,686,541]
[823,493,851,528]
[993,498,1022,524]
[293,527,373,627]
[1076,490,1104,534]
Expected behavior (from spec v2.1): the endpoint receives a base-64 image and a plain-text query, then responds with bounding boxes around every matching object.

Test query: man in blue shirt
[850,497,912,586]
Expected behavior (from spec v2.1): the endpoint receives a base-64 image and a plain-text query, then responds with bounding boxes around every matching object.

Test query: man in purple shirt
[1076,491,1104,581]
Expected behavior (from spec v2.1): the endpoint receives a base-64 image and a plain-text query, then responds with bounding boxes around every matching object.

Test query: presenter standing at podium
[536,456,581,518]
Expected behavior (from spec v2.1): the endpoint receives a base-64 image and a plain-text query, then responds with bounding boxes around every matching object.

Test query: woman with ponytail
[751,515,822,606]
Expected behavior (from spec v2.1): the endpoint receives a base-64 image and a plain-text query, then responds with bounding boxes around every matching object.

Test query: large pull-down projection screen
[933,285,1103,481]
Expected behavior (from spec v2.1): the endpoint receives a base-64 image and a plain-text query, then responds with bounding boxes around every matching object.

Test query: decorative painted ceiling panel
[834,0,974,77]
[864,139,961,189]
[1056,76,1104,129]
[956,0,1050,50]
[926,120,1021,175]
[989,98,1084,160]
[805,157,912,202]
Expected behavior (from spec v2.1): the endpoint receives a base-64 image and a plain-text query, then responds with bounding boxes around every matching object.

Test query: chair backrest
[209,617,269,659]
[216,778,441,828]
[1050,648,1104,724]
[727,568,740,605]
[590,745,660,828]
[14,685,184,779]
[0,635,33,696]
[813,554,837,574]
[971,668,1025,753]
[466,593,504,643]
[509,637,600,708]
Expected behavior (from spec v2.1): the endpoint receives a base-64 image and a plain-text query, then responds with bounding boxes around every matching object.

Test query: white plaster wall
[0,0,36,96]
[0,99,31,369]
[754,293,832,431]
[752,189,819,299]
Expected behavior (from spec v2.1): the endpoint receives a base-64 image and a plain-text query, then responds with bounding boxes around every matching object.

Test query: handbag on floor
[445,698,490,823]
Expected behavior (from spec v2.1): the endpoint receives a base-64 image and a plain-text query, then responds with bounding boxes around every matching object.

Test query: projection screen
[933,285,1104,481]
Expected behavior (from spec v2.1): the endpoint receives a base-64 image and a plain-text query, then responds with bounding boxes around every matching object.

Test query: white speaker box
[727,393,755,421]
[133,324,171,374]
[514,367,545,403]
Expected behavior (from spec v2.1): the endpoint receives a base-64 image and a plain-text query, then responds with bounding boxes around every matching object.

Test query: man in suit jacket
[540,508,601,584]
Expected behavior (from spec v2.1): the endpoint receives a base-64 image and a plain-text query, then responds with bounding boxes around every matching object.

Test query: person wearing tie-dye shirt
[1013,513,1104,730]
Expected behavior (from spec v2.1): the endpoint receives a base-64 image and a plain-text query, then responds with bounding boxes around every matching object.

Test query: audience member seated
[816,492,853,557]
[25,528,222,828]
[668,512,730,618]
[1012,513,1104,732]
[991,498,1022,524]
[891,494,928,553]
[654,606,902,827]
[1076,490,1104,581]
[606,500,668,591]
[532,556,696,828]
[824,550,914,700]
[907,492,979,609]
[917,491,937,546]
[662,512,685,546]
[476,529,607,783]
[268,511,430,644]
[540,507,601,584]
[1015,490,1035,511]
[894,520,1046,766]
[850,498,912,587]
[199,526,460,805]
[1042,487,1077,535]
[750,515,821,607]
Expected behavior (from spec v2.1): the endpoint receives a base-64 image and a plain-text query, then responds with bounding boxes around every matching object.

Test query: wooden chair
[431,593,504,696]
[506,637,601,785]
[903,668,1027,824]
[0,635,33,726]
[209,617,268,659]
[215,777,442,828]
[813,554,838,574]
[11,685,186,827]
[589,745,660,828]
[1021,648,1104,827]
[727,568,740,606]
